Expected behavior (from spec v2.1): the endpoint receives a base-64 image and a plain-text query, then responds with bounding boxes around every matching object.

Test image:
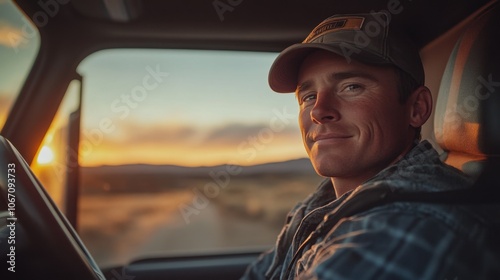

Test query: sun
[37,146,55,164]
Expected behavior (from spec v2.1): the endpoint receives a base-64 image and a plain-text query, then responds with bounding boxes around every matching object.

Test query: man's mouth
[313,133,352,142]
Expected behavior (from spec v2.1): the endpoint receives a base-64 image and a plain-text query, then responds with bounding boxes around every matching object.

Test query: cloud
[0,93,11,107]
[86,120,200,147]
[128,123,197,144]
[0,92,15,112]
[0,21,28,49]
[202,122,299,147]
[0,93,14,126]
[203,123,265,144]
[86,119,300,150]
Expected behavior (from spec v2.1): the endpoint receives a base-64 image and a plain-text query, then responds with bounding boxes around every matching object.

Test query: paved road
[137,202,277,257]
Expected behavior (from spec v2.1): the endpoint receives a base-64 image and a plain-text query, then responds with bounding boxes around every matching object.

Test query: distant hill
[79,158,321,194]
[81,158,316,176]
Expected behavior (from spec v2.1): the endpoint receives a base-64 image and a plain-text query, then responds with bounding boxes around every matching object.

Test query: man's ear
[408,86,433,128]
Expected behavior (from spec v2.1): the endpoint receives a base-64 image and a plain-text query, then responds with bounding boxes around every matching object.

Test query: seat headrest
[434,3,500,173]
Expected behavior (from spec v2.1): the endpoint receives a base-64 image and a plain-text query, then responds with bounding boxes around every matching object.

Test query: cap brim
[268,43,390,93]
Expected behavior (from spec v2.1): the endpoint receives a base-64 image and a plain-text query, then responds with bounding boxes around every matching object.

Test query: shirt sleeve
[297,204,478,280]
[241,198,311,280]
[240,247,277,280]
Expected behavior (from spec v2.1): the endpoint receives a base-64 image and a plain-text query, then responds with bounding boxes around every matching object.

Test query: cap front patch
[304,17,365,43]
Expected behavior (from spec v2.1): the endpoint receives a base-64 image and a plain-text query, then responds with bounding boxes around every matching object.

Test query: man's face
[297,50,415,182]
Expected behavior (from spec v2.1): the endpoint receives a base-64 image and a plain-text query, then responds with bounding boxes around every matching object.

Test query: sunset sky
[1,1,308,168]
[76,49,307,167]
[0,1,39,127]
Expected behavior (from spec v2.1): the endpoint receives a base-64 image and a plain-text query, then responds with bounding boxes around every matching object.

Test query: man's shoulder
[307,200,500,280]
[328,198,500,244]
[369,140,473,193]
[326,173,500,245]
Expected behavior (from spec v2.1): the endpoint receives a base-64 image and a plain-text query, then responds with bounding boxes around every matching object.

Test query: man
[241,12,499,279]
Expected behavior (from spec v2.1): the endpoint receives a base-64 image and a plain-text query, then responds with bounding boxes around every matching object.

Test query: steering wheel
[0,136,105,279]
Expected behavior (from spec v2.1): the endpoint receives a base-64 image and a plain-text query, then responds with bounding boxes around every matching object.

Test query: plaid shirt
[242,141,500,279]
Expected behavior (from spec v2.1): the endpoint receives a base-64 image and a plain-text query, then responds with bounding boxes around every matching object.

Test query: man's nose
[310,92,340,124]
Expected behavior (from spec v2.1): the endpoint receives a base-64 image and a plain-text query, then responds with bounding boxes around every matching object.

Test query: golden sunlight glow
[37,146,55,164]
[79,140,307,167]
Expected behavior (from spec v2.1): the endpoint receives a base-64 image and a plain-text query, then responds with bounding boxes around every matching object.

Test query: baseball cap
[268,12,424,93]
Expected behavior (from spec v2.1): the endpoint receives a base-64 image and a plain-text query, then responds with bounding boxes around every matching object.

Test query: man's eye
[300,94,316,104]
[344,84,362,92]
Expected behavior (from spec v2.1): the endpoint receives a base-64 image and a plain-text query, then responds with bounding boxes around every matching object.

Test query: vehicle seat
[434,3,500,190]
